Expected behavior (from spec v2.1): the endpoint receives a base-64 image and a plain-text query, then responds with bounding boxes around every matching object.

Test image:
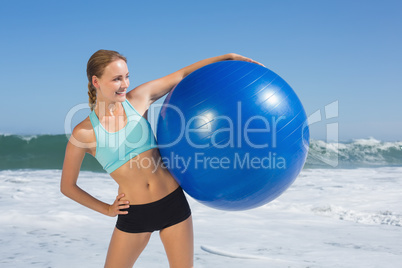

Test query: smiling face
[92,59,130,103]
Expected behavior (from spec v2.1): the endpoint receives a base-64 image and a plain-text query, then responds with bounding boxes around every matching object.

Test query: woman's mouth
[116,91,126,96]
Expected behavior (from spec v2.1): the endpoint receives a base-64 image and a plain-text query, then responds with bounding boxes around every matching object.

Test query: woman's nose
[121,78,129,88]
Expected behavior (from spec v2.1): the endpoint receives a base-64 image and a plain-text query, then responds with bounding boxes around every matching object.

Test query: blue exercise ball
[156,60,309,210]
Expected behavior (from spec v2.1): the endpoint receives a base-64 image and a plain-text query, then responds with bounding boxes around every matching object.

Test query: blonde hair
[86,50,127,111]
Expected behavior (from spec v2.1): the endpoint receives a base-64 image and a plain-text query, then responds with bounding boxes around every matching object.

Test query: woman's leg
[159,216,194,268]
[104,227,152,268]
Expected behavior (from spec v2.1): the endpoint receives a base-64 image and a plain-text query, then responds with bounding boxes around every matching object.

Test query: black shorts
[116,186,191,233]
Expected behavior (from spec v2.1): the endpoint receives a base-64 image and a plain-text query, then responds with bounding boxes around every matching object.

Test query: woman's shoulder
[126,92,150,118]
[69,116,96,150]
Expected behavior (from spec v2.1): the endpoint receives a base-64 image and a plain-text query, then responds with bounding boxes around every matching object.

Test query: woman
[60,50,262,268]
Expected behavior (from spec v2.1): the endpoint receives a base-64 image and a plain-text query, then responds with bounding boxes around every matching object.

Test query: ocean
[0,134,401,267]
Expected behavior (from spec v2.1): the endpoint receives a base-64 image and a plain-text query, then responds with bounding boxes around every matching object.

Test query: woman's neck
[94,100,123,117]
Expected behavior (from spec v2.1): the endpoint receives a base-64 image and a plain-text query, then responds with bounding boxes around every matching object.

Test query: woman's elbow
[60,182,69,196]
[60,180,75,198]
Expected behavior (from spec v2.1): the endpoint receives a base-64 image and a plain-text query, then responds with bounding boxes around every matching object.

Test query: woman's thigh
[104,227,152,268]
[159,216,194,268]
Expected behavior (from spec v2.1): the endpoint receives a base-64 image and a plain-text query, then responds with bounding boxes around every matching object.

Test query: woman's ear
[92,75,99,89]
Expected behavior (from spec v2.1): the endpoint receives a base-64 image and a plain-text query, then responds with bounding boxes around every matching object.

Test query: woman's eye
[113,76,129,81]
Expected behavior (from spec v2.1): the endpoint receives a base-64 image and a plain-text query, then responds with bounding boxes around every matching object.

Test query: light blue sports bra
[89,99,158,173]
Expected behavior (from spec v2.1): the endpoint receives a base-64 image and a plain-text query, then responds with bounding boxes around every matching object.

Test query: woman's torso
[84,98,179,205]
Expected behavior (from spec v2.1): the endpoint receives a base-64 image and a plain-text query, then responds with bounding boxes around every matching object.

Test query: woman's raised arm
[127,53,264,105]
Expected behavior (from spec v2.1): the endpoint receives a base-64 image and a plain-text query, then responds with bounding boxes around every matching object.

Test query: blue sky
[0,0,401,141]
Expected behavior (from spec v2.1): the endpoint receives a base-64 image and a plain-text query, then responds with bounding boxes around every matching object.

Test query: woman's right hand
[228,53,265,67]
[107,193,130,217]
